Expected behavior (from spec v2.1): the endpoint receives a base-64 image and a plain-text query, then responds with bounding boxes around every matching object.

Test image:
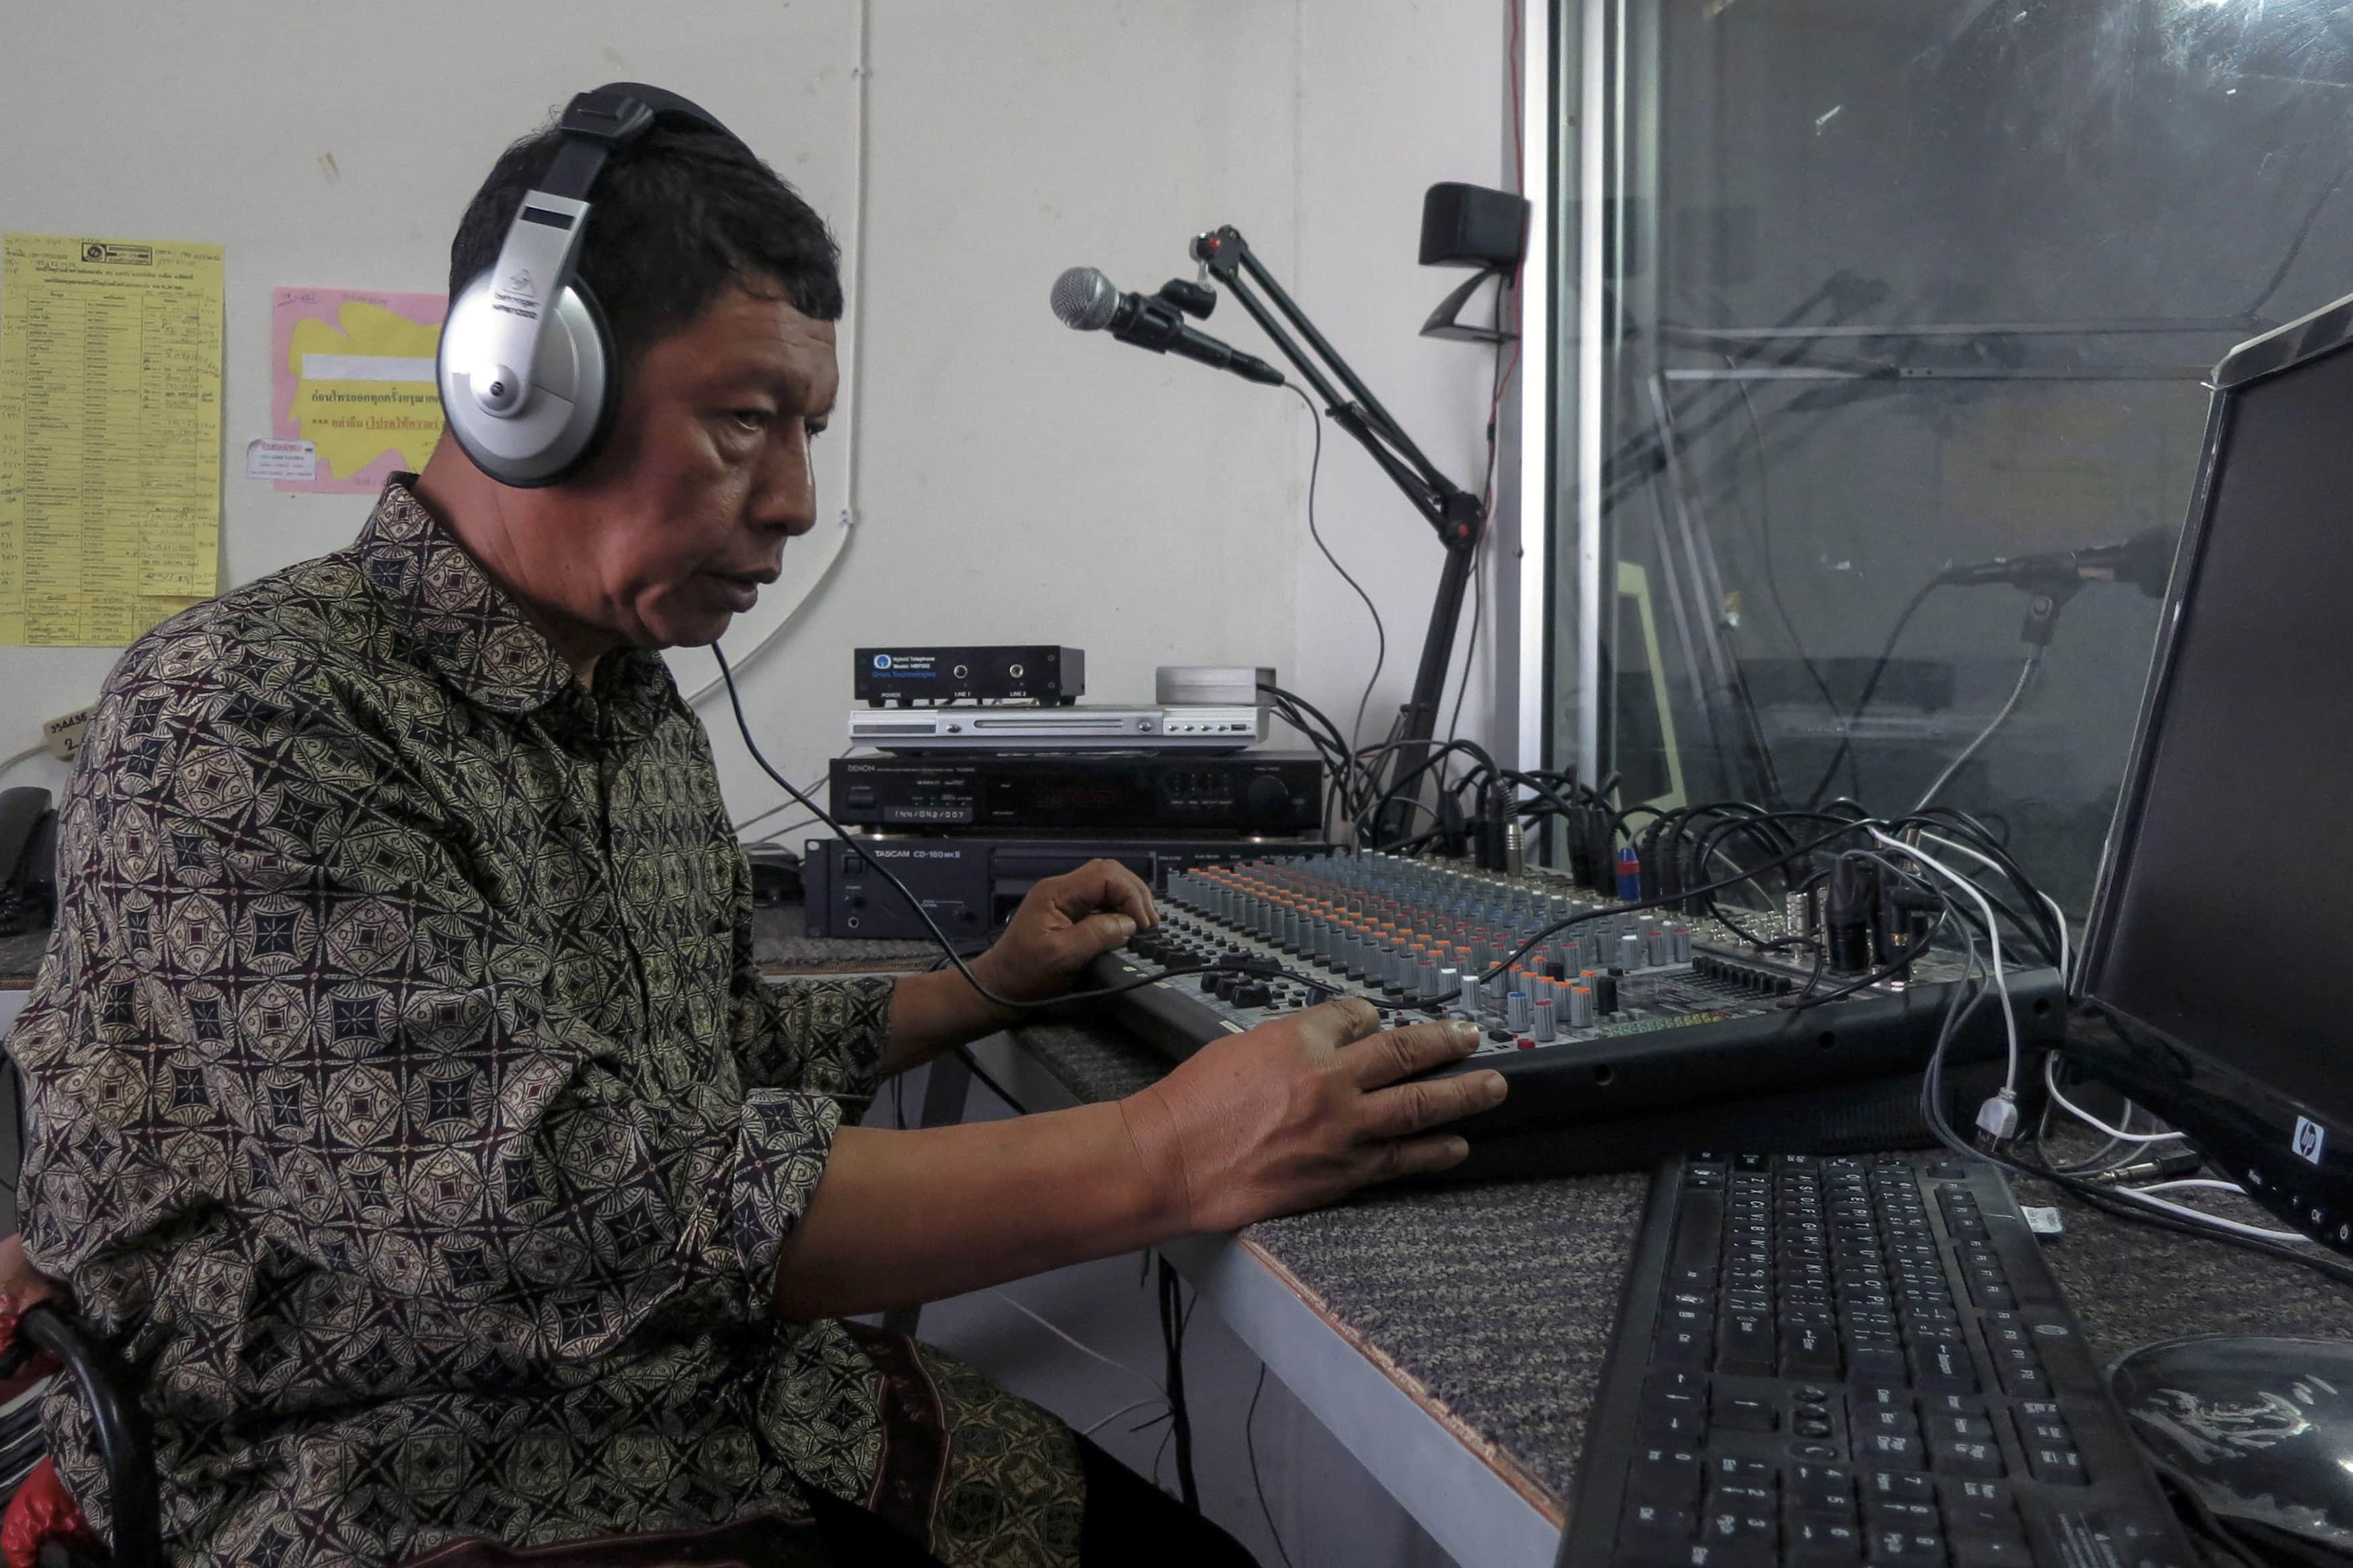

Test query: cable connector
[1975,1090,2022,1143]
[2082,1148,2203,1186]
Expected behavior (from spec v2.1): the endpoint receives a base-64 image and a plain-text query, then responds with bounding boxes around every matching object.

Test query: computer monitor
[2077,290,2353,1255]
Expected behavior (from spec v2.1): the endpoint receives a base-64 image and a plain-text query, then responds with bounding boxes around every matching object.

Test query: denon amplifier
[803,835,1331,940]
[828,753,1325,835]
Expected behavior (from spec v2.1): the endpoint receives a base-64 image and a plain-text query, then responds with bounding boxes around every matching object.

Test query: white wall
[1291,0,1515,766]
[0,0,1322,827]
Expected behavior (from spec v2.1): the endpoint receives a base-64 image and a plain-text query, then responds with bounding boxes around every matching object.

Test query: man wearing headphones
[9,88,1506,1566]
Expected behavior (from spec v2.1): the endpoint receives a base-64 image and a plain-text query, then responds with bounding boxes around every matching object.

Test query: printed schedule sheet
[0,234,223,646]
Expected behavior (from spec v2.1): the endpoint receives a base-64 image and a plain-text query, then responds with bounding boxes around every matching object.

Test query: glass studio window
[1547,0,2353,907]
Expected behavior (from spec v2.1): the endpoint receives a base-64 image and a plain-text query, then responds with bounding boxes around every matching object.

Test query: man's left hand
[968,858,1159,1005]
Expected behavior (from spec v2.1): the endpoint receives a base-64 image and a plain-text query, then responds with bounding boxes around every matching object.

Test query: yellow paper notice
[0,233,224,646]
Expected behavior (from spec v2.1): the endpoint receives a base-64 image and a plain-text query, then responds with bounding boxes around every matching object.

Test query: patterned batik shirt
[9,482,1084,1567]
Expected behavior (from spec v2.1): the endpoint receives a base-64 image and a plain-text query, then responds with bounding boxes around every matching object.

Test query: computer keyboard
[1558,1152,2197,1567]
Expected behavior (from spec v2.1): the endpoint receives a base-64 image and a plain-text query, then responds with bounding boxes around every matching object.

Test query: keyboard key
[1783,1321,1843,1377]
[1709,1457,1777,1488]
[1641,1392,1709,1442]
[1861,1432,1926,1470]
[1630,1447,1703,1509]
[1718,1310,1775,1376]
[1927,1440,2004,1479]
[1671,1189,1723,1287]
[1657,1320,1711,1368]
[1866,1527,1949,1563]
[1623,1499,1698,1539]
[1907,1339,1978,1393]
[1995,1360,2050,1399]
[1789,1464,1856,1514]
[1863,1499,1940,1534]
[1648,1369,1708,1399]
[2013,1403,2067,1446]
[1864,1471,1936,1504]
[2026,1445,2088,1486]
[1710,1390,1778,1432]
[1788,1518,1865,1565]
[1950,1534,2032,1567]
[1849,1395,1919,1442]
[1849,1346,1907,1384]
[1920,1393,1987,1421]
[1924,1409,1997,1449]
[1939,1481,2016,1535]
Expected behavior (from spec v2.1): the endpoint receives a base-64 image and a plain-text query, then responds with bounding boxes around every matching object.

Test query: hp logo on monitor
[2295,1116,2327,1165]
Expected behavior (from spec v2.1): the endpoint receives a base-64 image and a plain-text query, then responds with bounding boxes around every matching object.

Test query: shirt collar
[354,476,674,732]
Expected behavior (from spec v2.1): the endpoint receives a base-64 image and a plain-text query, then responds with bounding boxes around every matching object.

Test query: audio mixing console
[1086,854,2065,1178]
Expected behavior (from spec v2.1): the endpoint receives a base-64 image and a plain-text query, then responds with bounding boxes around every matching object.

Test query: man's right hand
[1117,997,1509,1235]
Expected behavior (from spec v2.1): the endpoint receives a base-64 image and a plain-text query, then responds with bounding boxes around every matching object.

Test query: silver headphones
[436,83,746,487]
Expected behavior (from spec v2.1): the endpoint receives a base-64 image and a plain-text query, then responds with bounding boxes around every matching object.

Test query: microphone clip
[1154,278,1217,321]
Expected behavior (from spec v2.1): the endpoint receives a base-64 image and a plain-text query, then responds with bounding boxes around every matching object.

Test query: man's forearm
[882,966,1019,1072]
[771,1102,1182,1317]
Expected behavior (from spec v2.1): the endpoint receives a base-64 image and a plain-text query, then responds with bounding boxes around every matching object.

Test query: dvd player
[846,704,1267,753]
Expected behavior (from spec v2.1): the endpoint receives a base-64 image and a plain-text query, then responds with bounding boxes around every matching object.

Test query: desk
[1005,1015,2353,1568]
[6,917,2352,1566]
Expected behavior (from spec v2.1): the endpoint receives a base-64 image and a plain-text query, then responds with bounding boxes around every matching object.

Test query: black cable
[714,645,1321,1011]
[1157,1256,1199,1512]
[1445,333,1511,755]
[1804,577,1946,809]
[1285,383,1386,757]
[1729,357,1841,790]
[1915,925,2353,1290]
[2241,152,2353,323]
[1479,818,1876,981]
[1246,1364,1296,1568]
[955,1045,1031,1118]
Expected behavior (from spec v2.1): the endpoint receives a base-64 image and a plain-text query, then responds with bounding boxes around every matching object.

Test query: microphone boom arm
[1191,226,1490,839]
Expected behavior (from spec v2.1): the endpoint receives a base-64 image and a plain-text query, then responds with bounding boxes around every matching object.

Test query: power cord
[1156,1256,1199,1512]
[955,1045,1031,1118]
[1285,382,1386,758]
[1912,931,2353,1288]
[1246,1364,1296,1568]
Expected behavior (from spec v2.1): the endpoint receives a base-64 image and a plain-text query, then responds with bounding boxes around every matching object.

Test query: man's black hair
[450,116,843,376]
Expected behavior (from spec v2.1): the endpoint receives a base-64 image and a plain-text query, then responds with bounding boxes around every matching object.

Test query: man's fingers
[1357,1133,1474,1186]
[1045,858,1158,929]
[1289,996,1382,1052]
[1340,1020,1481,1089]
[1357,1069,1507,1142]
[1071,909,1140,958]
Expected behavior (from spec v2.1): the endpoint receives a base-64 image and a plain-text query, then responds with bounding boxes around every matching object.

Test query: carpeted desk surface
[1009,1015,2353,1519]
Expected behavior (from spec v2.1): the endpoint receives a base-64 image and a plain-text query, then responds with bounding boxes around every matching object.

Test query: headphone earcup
[434,272,619,487]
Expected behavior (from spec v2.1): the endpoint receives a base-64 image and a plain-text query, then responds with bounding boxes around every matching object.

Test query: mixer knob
[1507,990,1533,1034]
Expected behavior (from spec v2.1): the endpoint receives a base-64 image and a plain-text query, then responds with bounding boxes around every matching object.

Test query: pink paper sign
[270,286,448,493]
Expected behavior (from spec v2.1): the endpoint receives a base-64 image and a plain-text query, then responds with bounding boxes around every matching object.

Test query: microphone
[1938,528,2173,600]
[1049,267,1286,386]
